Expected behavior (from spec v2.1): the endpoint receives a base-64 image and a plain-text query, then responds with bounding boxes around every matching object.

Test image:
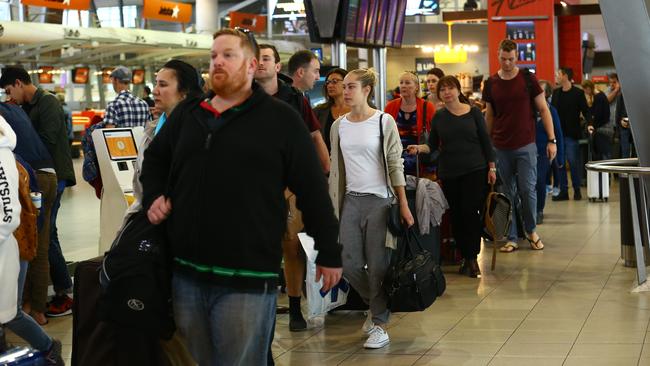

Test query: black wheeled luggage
[72,256,169,366]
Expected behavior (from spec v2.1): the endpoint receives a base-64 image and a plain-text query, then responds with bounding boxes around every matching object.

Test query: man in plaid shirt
[104,66,151,127]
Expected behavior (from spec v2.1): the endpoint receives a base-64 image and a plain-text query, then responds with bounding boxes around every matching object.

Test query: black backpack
[383,228,446,312]
[98,210,175,340]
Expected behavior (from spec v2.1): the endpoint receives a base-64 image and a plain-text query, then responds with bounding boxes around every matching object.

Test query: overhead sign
[143,0,192,23]
[21,0,90,11]
[229,12,267,33]
[415,58,435,75]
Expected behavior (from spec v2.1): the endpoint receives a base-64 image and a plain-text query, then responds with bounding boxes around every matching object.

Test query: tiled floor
[6,160,650,365]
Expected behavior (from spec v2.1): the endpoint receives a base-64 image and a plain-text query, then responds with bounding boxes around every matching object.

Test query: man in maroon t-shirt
[483,39,557,252]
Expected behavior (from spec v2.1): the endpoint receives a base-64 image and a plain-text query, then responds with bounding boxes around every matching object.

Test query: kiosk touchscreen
[92,127,144,254]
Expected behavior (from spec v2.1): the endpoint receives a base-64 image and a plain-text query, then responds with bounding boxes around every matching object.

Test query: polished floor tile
[6,164,650,365]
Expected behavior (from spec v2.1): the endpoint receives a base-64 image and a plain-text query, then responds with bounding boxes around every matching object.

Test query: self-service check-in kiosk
[92,127,144,254]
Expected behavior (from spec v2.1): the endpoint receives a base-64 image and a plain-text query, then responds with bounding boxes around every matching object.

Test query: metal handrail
[586,158,650,175]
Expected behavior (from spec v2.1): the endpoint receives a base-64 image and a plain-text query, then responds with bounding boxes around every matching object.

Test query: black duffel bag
[383,227,446,312]
[98,210,175,340]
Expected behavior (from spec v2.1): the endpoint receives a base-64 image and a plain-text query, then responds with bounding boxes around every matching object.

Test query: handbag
[379,113,404,236]
[383,227,446,312]
[484,183,512,270]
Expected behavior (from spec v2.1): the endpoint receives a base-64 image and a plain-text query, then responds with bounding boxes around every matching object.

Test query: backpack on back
[14,160,38,261]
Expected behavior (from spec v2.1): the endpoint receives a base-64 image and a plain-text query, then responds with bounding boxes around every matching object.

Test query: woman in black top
[582,80,612,160]
[407,76,496,278]
[313,68,350,152]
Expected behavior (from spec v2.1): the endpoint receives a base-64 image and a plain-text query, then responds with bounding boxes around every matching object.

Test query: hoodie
[0,116,22,324]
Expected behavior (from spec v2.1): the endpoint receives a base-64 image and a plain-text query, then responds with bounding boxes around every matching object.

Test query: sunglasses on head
[234,27,259,56]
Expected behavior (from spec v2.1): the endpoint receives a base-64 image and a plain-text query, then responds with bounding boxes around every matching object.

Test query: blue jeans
[49,180,72,293]
[559,137,582,192]
[496,143,537,240]
[172,272,276,365]
[4,261,53,351]
[620,128,633,158]
[536,154,551,213]
[551,159,560,189]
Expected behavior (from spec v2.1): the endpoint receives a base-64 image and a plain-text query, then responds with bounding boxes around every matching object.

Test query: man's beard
[211,61,249,96]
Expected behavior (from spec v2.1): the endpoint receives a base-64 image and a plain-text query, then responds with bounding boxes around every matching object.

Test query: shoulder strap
[521,68,538,117]
[379,113,391,198]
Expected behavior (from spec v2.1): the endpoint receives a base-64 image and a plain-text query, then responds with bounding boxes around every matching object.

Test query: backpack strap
[521,68,539,118]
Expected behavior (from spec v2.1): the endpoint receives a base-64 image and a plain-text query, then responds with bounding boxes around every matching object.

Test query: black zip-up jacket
[140,84,341,290]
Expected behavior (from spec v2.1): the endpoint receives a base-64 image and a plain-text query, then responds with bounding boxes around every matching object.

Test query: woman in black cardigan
[407,76,496,278]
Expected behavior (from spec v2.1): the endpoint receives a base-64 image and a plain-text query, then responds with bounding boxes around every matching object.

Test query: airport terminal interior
[2,0,650,365]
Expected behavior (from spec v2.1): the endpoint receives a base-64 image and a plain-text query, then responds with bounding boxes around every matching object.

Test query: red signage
[229,12,267,33]
[592,75,609,83]
[21,0,90,11]
[143,0,192,23]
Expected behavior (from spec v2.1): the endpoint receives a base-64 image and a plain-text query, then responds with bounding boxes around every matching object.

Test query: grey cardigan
[328,112,406,249]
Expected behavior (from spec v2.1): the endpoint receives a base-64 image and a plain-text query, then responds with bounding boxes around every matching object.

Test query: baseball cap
[110,66,132,83]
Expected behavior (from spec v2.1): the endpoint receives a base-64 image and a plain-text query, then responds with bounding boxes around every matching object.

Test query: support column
[600,0,650,195]
[196,0,219,35]
[372,47,387,110]
[267,0,273,39]
[332,40,347,68]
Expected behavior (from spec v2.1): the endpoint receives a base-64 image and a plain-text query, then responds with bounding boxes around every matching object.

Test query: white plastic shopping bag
[298,233,349,318]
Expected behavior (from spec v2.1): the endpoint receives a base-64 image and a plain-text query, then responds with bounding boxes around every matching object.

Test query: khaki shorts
[283,190,304,241]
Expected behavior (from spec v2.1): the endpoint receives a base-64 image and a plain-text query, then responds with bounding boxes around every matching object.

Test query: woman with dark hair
[126,59,202,218]
[582,79,612,161]
[407,75,496,278]
[384,71,436,176]
[313,68,350,152]
[121,59,201,364]
[425,67,445,109]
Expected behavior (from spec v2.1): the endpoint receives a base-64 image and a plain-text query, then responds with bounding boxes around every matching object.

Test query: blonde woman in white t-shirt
[328,68,414,350]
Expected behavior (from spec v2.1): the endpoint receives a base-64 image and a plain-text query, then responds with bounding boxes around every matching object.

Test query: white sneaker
[364,325,390,349]
[362,311,374,334]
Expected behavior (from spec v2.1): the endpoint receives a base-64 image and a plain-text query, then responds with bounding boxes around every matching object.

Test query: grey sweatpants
[340,194,391,325]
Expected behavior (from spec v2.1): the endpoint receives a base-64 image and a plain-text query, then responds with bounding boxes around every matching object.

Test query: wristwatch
[548,138,557,144]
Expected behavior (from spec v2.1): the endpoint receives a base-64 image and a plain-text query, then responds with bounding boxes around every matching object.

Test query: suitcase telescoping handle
[488,182,497,271]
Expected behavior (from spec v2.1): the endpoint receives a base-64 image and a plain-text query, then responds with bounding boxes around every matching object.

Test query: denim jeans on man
[4,261,53,351]
[172,272,276,365]
[49,180,72,292]
[496,143,537,241]
[620,128,634,158]
[536,153,551,214]
[559,137,582,193]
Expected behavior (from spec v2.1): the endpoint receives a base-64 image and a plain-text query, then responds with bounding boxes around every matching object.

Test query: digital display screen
[72,67,89,84]
[102,129,138,161]
[38,66,53,84]
[132,69,145,85]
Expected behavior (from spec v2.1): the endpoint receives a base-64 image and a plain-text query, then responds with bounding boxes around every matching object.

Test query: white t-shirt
[339,110,389,198]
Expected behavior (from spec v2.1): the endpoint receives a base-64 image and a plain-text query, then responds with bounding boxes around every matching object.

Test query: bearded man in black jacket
[140,29,342,366]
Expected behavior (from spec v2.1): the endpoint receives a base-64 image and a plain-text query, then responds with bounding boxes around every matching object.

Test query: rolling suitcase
[71,256,104,366]
[587,133,609,202]
[72,256,169,366]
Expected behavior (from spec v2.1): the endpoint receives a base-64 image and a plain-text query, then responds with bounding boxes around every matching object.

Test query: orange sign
[21,0,90,11]
[143,0,192,23]
[229,12,267,33]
